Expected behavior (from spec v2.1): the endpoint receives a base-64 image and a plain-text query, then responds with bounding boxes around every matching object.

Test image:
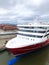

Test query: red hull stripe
[8,39,49,55]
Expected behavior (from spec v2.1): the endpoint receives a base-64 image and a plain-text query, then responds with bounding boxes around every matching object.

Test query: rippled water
[0,45,49,65]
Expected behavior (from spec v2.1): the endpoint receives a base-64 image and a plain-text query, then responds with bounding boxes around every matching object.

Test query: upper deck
[17,22,49,27]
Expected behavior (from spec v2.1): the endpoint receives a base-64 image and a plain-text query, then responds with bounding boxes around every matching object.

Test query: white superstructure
[6,22,49,48]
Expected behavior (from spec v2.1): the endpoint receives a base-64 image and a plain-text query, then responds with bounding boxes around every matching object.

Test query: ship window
[38,27,47,29]
[18,26,34,28]
[31,39,32,40]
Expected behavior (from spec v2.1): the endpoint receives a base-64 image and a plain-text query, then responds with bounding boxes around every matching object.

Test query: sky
[0,0,49,24]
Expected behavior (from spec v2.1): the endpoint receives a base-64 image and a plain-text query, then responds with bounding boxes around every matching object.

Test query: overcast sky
[0,0,49,24]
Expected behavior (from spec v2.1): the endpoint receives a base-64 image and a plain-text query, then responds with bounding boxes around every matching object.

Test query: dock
[0,24,17,51]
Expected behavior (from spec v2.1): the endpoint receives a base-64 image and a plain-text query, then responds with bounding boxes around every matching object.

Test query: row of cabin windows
[17,33,43,38]
[18,29,46,33]
[18,26,47,29]
[19,37,35,41]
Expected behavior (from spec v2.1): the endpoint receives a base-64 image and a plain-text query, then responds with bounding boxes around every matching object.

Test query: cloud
[0,0,49,24]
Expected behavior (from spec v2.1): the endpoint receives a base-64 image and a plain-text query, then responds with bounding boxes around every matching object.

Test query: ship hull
[7,39,49,56]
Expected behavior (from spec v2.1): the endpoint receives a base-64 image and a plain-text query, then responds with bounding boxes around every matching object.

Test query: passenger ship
[6,22,49,56]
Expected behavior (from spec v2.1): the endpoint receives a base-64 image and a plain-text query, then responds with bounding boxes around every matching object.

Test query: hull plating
[8,39,49,56]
